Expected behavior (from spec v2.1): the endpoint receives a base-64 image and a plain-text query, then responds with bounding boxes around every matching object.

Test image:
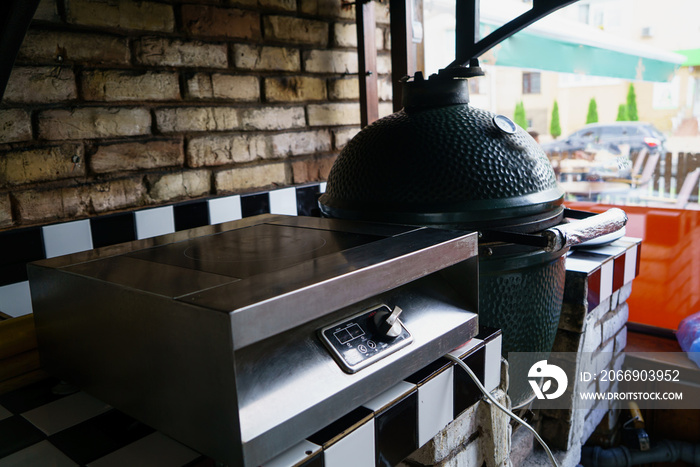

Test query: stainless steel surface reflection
[127,223,382,278]
[28,214,479,466]
[63,255,238,298]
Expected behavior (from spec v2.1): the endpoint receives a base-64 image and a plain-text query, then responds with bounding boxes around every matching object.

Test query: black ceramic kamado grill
[319,65,627,405]
[319,1,628,406]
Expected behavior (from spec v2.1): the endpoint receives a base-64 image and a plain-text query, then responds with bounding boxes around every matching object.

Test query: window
[600,126,625,137]
[575,129,599,143]
[578,3,590,24]
[523,72,541,94]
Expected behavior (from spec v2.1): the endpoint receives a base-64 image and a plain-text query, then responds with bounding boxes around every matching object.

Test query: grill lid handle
[542,208,628,252]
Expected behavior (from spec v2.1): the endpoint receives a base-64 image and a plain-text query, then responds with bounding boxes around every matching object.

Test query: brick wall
[0,0,393,230]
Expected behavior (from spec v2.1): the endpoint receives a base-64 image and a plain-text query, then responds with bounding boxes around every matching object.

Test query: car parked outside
[541,122,666,155]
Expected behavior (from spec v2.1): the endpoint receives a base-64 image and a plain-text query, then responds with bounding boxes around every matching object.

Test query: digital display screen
[333,323,365,344]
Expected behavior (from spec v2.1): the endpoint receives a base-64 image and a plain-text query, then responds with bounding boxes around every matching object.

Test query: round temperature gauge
[493,115,517,134]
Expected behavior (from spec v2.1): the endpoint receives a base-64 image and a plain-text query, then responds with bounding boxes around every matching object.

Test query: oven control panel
[320,304,413,373]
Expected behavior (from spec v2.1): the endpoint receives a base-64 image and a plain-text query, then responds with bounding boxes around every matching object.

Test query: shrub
[514,101,528,129]
[586,98,598,124]
[550,100,561,139]
[616,104,628,121]
[627,83,638,121]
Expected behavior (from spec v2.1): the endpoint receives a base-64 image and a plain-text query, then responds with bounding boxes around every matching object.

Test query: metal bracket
[449,0,579,68]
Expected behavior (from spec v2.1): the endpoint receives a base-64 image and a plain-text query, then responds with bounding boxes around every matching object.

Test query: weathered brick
[592,339,614,377]
[17,30,130,65]
[34,0,61,22]
[185,74,214,100]
[90,178,147,213]
[559,303,588,333]
[328,77,358,100]
[333,127,360,149]
[291,155,336,184]
[230,0,296,12]
[601,303,629,345]
[334,23,356,47]
[376,27,385,50]
[265,77,327,102]
[156,107,240,133]
[378,77,393,101]
[38,108,151,140]
[212,74,259,101]
[270,130,331,156]
[618,282,633,305]
[188,134,268,167]
[14,189,64,223]
[375,1,390,24]
[583,320,603,353]
[186,74,260,101]
[0,144,84,186]
[0,193,12,228]
[263,16,328,46]
[299,0,354,19]
[14,178,145,222]
[65,0,174,32]
[0,109,32,144]
[147,170,210,203]
[188,130,332,167]
[614,326,627,354]
[3,67,77,104]
[233,44,300,72]
[377,54,392,74]
[82,70,180,101]
[378,102,394,118]
[332,23,384,49]
[304,50,358,73]
[135,37,228,68]
[239,107,305,130]
[307,103,360,126]
[215,163,288,192]
[91,140,184,173]
[182,5,260,40]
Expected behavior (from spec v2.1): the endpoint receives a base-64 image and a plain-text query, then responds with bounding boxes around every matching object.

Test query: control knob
[373,306,404,338]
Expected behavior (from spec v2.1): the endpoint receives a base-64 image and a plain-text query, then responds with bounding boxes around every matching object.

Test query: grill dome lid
[318,71,564,231]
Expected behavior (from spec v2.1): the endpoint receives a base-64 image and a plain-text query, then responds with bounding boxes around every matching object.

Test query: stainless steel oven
[28,214,479,466]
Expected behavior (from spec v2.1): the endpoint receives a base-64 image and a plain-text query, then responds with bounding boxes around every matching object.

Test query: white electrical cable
[445,353,560,467]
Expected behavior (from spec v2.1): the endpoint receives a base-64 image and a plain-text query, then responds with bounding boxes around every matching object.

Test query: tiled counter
[0,183,643,467]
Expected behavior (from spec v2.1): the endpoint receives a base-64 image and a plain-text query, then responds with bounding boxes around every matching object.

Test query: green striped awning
[477,14,685,82]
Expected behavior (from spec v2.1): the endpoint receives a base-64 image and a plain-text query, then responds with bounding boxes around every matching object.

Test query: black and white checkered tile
[0,328,502,467]
[565,237,642,310]
[0,184,325,319]
[264,328,502,467]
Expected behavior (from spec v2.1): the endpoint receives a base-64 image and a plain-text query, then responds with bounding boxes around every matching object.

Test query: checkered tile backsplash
[0,184,325,319]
